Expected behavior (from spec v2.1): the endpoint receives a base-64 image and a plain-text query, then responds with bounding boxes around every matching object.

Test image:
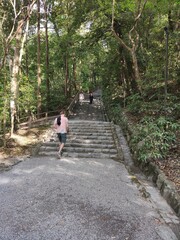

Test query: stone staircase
[38,120,118,160]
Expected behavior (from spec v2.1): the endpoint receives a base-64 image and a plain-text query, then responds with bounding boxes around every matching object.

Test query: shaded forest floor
[0,126,49,172]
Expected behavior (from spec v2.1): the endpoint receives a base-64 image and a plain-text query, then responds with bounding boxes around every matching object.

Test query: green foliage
[0,0,179,139]
[103,90,179,163]
[103,71,179,165]
[131,116,179,162]
[0,68,11,134]
[19,76,37,117]
[102,84,123,125]
[126,94,144,114]
[125,92,180,118]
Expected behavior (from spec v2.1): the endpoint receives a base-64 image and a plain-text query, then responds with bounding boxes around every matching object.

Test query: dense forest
[0,0,179,174]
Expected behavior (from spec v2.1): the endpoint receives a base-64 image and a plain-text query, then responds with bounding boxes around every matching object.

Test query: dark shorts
[57,133,67,143]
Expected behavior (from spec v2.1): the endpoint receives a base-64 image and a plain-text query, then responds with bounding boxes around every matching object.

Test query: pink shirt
[54,114,69,133]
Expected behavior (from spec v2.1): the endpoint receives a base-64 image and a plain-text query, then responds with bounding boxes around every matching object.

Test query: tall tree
[37,0,42,117]
[43,0,50,111]
[9,0,36,134]
[111,0,148,93]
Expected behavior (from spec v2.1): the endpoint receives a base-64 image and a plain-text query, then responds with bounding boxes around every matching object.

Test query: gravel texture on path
[0,155,179,240]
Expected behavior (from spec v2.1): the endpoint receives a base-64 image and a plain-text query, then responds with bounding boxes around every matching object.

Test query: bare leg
[59,143,64,152]
[59,143,64,154]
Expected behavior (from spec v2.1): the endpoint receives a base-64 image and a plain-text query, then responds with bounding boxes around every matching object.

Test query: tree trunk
[25,41,29,78]
[10,19,24,135]
[37,0,42,118]
[130,47,141,92]
[44,0,50,111]
[72,60,77,92]
[2,68,8,147]
[111,0,148,94]
[65,54,69,96]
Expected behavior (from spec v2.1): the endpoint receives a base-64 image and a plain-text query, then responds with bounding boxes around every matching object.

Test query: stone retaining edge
[150,161,180,217]
[113,124,180,218]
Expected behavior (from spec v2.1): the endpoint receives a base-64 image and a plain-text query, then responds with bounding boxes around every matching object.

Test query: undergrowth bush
[126,93,180,117]
[126,93,144,113]
[131,116,179,162]
[102,87,179,164]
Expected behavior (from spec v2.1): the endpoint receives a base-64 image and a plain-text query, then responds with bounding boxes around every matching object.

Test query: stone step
[68,124,111,128]
[50,135,114,144]
[38,151,118,160]
[42,142,116,149]
[68,133,113,138]
[68,129,112,134]
[51,133,112,141]
[38,120,118,160]
[47,138,115,145]
[68,120,110,125]
[69,120,110,124]
[69,123,111,128]
[39,146,117,154]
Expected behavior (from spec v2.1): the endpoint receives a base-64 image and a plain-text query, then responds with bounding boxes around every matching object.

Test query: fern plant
[131,116,179,162]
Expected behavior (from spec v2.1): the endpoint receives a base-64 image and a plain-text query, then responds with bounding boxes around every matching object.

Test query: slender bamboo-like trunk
[3,68,8,147]
[72,59,77,92]
[65,54,69,96]
[44,0,50,111]
[37,0,42,118]
[25,41,29,78]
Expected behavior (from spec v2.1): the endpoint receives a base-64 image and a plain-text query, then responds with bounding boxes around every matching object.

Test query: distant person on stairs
[53,110,69,158]
[79,92,84,105]
[89,92,93,104]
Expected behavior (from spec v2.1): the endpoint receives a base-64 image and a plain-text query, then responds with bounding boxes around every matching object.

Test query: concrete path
[0,90,179,240]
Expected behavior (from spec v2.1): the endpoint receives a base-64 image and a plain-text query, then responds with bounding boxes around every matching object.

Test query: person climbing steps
[53,110,69,158]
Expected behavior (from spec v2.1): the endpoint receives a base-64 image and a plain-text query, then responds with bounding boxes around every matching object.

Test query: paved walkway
[0,90,179,240]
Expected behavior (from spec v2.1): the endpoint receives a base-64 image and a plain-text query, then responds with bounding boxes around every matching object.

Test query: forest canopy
[0,0,179,145]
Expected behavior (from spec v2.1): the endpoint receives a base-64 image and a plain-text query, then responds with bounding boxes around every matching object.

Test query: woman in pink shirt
[54,110,69,158]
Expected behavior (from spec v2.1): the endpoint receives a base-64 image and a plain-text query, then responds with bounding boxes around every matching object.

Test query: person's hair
[60,110,65,115]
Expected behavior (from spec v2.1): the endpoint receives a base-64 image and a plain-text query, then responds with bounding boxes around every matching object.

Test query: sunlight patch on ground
[62,158,76,164]
[11,134,37,146]
[0,177,11,184]
[88,161,104,167]
[53,164,93,178]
